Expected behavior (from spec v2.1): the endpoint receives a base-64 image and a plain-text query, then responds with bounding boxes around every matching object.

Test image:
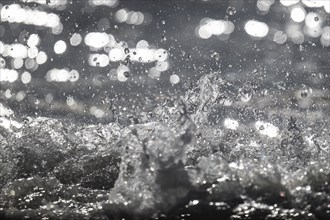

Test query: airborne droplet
[226,6,237,15]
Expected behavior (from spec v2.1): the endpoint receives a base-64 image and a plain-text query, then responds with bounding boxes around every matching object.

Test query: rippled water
[1,71,329,219]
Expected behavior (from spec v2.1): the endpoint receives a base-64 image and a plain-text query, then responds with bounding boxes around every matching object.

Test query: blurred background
[0,0,329,124]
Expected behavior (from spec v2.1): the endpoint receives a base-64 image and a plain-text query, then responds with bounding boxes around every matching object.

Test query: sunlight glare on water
[244,20,269,38]
[70,33,82,46]
[280,0,300,6]
[0,69,19,82]
[291,6,306,23]
[84,32,110,49]
[54,40,67,54]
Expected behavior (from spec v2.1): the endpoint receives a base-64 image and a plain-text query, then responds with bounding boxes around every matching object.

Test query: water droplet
[124,48,130,54]
[10,190,15,196]
[226,6,237,15]
[240,92,252,103]
[161,33,167,42]
[211,51,220,61]
[314,16,319,21]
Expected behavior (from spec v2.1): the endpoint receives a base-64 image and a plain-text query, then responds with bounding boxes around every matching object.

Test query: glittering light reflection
[286,24,305,44]
[46,68,79,82]
[69,70,80,82]
[198,25,212,39]
[66,96,76,107]
[45,93,54,103]
[117,65,130,82]
[115,9,128,23]
[274,31,287,44]
[156,61,169,72]
[196,19,234,39]
[4,89,12,99]
[291,7,306,22]
[97,18,110,31]
[84,35,167,64]
[244,20,269,38]
[27,34,40,47]
[0,69,19,82]
[136,40,149,49]
[170,74,180,85]
[1,43,28,58]
[88,53,110,67]
[108,48,167,63]
[89,0,118,8]
[21,71,32,84]
[51,21,63,35]
[12,57,24,69]
[126,11,139,25]
[115,8,147,25]
[36,51,48,65]
[302,0,325,8]
[89,106,105,118]
[148,67,161,79]
[305,12,323,28]
[54,40,67,54]
[25,58,37,70]
[109,48,125,62]
[0,41,4,54]
[0,116,23,131]
[16,91,26,102]
[0,57,5,68]
[223,21,235,35]
[280,0,299,6]
[84,32,110,49]
[0,4,61,28]
[154,49,168,62]
[131,49,157,63]
[305,26,322,38]
[28,47,39,59]
[20,0,68,10]
[320,26,330,46]
[70,33,82,46]
[256,0,275,14]
[134,11,144,25]
[324,1,330,13]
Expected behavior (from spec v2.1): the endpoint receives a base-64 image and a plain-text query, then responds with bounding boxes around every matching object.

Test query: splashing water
[0,0,329,219]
